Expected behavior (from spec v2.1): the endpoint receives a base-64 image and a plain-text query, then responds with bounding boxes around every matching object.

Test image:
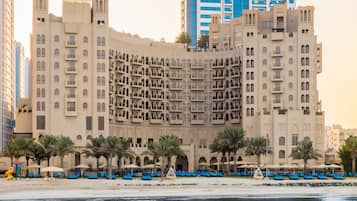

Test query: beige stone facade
[31,0,325,171]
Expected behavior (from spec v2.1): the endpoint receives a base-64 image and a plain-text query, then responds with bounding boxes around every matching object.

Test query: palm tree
[245,137,271,168]
[223,128,245,174]
[28,141,46,174]
[38,135,57,167]
[2,138,24,166]
[83,137,104,170]
[209,132,229,172]
[340,136,357,176]
[197,34,209,49]
[52,136,74,168]
[290,137,322,174]
[116,138,135,175]
[22,138,35,177]
[102,136,121,179]
[159,135,184,175]
[143,142,166,175]
[175,32,192,46]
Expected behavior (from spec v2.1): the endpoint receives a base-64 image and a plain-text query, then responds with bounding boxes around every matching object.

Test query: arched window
[289,82,293,89]
[83,50,88,57]
[306,82,310,90]
[54,75,59,83]
[301,82,305,90]
[279,137,285,146]
[83,102,88,109]
[83,36,88,43]
[250,108,254,116]
[289,95,294,101]
[301,70,305,78]
[83,89,88,96]
[306,57,310,65]
[279,150,286,159]
[306,95,310,103]
[83,62,88,70]
[54,62,59,69]
[301,58,305,66]
[301,95,305,103]
[54,35,60,42]
[76,135,82,140]
[262,71,267,78]
[54,88,59,96]
[41,34,46,44]
[101,90,105,98]
[262,96,267,102]
[54,49,60,56]
[86,135,92,140]
[97,90,101,98]
[54,102,59,109]
[301,45,305,53]
[101,103,105,112]
[83,76,88,83]
[36,34,41,44]
[305,45,309,53]
[289,70,293,77]
[262,83,267,90]
[306,70,310,78]
[246,108,250,116]
[97,103,101,112]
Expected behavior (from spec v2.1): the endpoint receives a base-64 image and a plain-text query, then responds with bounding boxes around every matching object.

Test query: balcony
[149,62,163,68]
[231,71,240,78]
[190,107,205,113]
[150,107,164,112]
[115,92,126,97]
[230,118,240,124]
[65,40,77,47]
[272,100,283,108]
[212,64,225,69]
[149,73,164,79]
[116,103,126,109]
[169,85,184,91]
[212,85,225,91]
[116,116,125,122]
[149,95,164,101]
[230,95,240,100]
[116,67,126,74]
[272,87,283,94]
[65,81,77,88]
[271,32,284,41]
[132,105,143,111]
[191,96,204,102]
[232,61,242,68]
[132,94,143,99]
[66,94,76,99]
[230,106,240,112]
[131,60,143,66]
[169,96,183,102]
[212,74,225,80]
[212,96,224,102]
[272,64,283,70]
[115,79,125,86]
[191,65,204,69]
[132,117,143,123]
[231,84,240,89]
[169,64,183,69]
[271,75,283,82]
[169,107,183,113]
[131,82,143,88]
[149,84,164,90]
[131,71,143,77]
[211,119,225,125]
[191,119,205,125]
[212,107,224,113]
[169,74,183,80]
[191,74,205,80]
[150,119,163,124]
[191,85,205,91]
[65,54,77,61]
[271,51,283,57]
[65,67,77,74]
[169,119,183,125]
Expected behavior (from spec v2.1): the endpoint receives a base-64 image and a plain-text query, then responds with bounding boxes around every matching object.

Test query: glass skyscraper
[181,0,296,47]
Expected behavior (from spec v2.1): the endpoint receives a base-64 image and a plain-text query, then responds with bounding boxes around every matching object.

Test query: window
[77,135,82,140]
[83,62,88,70]
[54,49,60,56]
[279,150,285,159]
[262,96,267,102]
[83,36,88,43]
[83,50,88,57]
[262,47,267,53]
[54,102,60,109]
[262,59,267,65]
[54,88,59,96]
[279,137,285,146]
[54,35,60,42]
[97,50,101,59]
[292,134,298,146]
[86,116,92,130]
[83,89,88,96]
[262,83,267,89]
[83,103,88,109]
[289,45,294,52]
[36,116,46,130]
[289,70,293,77]
[54,75,59,83]
[67,102,76,112]
[54,62,59,69]
[289,58,293,64]
[262,71,267,78]
[289,95,294,101]
[98,116,104,130]
[83,76,88,83]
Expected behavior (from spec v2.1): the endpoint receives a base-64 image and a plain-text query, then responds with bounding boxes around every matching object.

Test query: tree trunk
[10,156,13,167]
[304,159,308,175]
[108,154,112,180]
[352,157,356,177]
[47,157,50,167]
[167,156,171,175]
[60,156,64,168]
[153,156,157,174]
[257,154,261,168]
[227,152,231,175]
[96,157,99,170]
[37,159,41,174]
[234,152,237,174]
[26,156,30,177]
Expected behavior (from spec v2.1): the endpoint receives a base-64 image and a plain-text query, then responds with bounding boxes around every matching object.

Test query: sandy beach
[1,177,357,200]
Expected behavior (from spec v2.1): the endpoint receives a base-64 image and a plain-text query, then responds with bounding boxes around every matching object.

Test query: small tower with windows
[33,0,49,24]
[92,0,109,26]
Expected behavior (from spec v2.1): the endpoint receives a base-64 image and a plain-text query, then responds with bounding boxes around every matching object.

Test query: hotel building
[15,41,26,107]
[0,0,15,150]
[181,0,296,47]
[31,0,324,170]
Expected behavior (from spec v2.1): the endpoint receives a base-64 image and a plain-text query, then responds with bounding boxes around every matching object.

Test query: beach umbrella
[327,164,341,174]
[28,164,41,169]
[41,166,64,173]
[199,162,208,166]
[124,164,139,175]
[75,164,90,176]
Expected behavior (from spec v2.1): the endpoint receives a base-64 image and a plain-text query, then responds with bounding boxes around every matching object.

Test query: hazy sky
[14,0,357,128]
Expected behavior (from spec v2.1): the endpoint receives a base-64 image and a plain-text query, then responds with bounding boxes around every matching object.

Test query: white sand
[0,177,357,200]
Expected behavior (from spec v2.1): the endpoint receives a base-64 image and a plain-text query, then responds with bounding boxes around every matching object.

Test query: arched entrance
[144,156,150,165]
[176,155,188,171]
[135,156,141,166]
[75,152,81,166]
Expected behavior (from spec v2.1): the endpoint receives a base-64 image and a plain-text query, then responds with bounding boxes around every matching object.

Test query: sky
[14,0,357,128]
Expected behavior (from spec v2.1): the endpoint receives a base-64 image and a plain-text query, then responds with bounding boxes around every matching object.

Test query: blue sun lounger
[123,173,132,180]
[273,175,284,180]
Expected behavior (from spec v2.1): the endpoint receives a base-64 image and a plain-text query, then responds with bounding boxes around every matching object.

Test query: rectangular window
[36,115,46,130]
[148,138,154,144]
[86,116,92,130]
[67,102,76,112]
[200,7,221,11]
[137,138,142,144]
[98,116,104,131]
[292,134,299,146]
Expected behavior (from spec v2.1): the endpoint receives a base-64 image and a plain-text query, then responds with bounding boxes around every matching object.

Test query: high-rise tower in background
[0,0,15,150]
[25,58,31,98]
[15,41,26,107]
[181,0,296,47]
